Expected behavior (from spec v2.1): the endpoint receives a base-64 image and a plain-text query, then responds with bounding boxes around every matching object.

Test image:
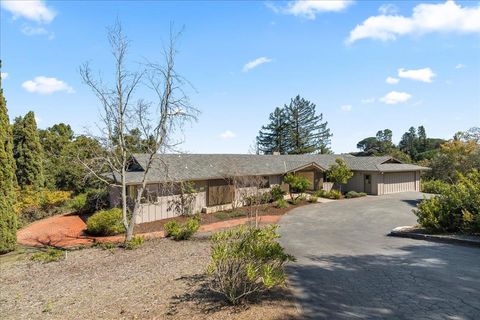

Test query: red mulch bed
[135,200,312,234]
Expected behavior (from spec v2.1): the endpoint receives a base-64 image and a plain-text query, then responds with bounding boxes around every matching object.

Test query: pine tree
[13,111,45,189]
[417,125,427,153]
[285,95,332,154]
[399,126,418,160]
[0,64,18,253]
[256,107,289,154]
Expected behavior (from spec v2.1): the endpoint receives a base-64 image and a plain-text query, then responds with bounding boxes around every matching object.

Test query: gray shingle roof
[118,153,429,184]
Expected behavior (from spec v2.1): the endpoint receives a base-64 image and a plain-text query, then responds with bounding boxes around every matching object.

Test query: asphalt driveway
[279,192,480,320]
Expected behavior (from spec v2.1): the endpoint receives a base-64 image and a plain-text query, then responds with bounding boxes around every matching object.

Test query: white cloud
[455,63,466,69]
[380,91,412,104]
[267,0,353,19]
[361,97,375,104]
[378,4,398,15]
[219,130,236,139]
[20,24,54,39]
[340,104,352,112]
[22,76,74,94]
[398,67,435,83]
[242,57,272,72]
[347,1,480,43]
[386,76,399,84]
[1,0,56,23]
[0,72,8,80]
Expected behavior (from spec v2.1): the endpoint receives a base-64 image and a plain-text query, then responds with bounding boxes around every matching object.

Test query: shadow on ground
[167,273,300,319]
[286,244,480,319]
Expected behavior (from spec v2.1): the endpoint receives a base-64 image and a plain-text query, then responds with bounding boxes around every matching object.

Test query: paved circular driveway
[279,192,480,320]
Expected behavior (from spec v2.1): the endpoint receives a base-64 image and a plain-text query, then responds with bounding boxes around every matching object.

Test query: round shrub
[308,196,318,203]
[276,198,288,208]
[270,186,285,201]
[421,179,449,194]
[86,208,125,236]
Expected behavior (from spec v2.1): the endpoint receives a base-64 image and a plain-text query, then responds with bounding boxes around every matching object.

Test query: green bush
[414,170,480,234]
[289,198,300,205]
[421,179,449,194]
[84,188,110,213]
[68,193,87,213]
[94,241,116,251]
[164,218,200,240]
[86,208,125,236]
[270,186,285,201]
[276,198,288,208]
[207,225,295,305]
[308,196,318,203]
[31,248,65,263]
[316,189,341,199]
[124,236,145,250]
[345,191,367,199]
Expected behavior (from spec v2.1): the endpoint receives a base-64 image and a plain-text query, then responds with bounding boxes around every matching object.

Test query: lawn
[0,238,299,319]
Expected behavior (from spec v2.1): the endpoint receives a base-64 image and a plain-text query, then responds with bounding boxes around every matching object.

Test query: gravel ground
[0,238,299,320]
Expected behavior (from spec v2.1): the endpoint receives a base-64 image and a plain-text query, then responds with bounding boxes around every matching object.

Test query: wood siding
[135,191,206,223]
[343,172,365,193]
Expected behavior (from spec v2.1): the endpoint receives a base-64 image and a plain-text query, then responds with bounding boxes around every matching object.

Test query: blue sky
[1,0,479,153]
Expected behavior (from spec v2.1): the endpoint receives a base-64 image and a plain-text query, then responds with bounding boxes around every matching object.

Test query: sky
[1,0,479,154]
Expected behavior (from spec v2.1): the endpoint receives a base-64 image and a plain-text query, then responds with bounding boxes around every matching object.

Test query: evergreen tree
[285,95,332,154]
[417,125,427,153]
[399,126,418,160]
[13,111,45,189]
[256,107,289,154]
[0,66,18,253]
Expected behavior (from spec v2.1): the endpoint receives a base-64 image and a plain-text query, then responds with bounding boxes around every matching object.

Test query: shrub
[164,218,200,240]
[308,196,318,203]
[68,193,87,213]
[207,225,295,305]
[86,208,125,236]
[14,188,72,225]
[289,198,300,205]
[276,199,288,208]
[297,194,307,201]
[316,189,341,199]
[283,174,310,200]
[414,170,480,234]
[31,248,65,263]
[124,236,145,250]
[94,241,116,251]
[328,190,342,199]
[345,191,367,199]
[270,186,285,201]
[83,188,110,213]
[164,220,180,237]
[421,179,449,194]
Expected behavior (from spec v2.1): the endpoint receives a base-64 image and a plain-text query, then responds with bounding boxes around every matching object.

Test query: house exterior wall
[343,172,365,193]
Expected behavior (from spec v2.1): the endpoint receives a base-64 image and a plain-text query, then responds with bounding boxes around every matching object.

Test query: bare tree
[79,21,198,241]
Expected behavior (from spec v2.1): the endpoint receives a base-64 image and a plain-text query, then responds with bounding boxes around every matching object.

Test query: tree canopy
[256,95,332,154]
[13,111,44,189]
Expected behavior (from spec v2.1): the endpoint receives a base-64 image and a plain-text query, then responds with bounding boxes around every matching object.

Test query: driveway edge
[388,226,480,248]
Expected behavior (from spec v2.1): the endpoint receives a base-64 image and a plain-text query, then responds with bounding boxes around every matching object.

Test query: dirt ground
[0,238,300,320]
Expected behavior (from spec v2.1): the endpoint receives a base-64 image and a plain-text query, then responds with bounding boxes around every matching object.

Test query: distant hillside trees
[0,72,18,253]
[256,95,332,154]
[13,111,45,189]
[355,126,446,163]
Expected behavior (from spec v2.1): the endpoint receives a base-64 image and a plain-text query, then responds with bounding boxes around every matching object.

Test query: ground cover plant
[345,191,367,198]
[164,217,200,240]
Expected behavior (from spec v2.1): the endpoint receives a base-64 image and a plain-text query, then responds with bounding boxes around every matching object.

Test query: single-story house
[108,153,429,223]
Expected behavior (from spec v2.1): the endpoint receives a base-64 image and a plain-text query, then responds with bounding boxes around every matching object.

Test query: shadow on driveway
[286,244,480,319]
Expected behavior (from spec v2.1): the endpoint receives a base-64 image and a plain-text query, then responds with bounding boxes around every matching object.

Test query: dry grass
[0,238,299,319]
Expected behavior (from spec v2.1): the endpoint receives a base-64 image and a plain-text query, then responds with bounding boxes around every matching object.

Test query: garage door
[383,172,416,194]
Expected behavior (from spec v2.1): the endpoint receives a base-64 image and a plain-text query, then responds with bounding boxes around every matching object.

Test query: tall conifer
[0,63,18,253]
